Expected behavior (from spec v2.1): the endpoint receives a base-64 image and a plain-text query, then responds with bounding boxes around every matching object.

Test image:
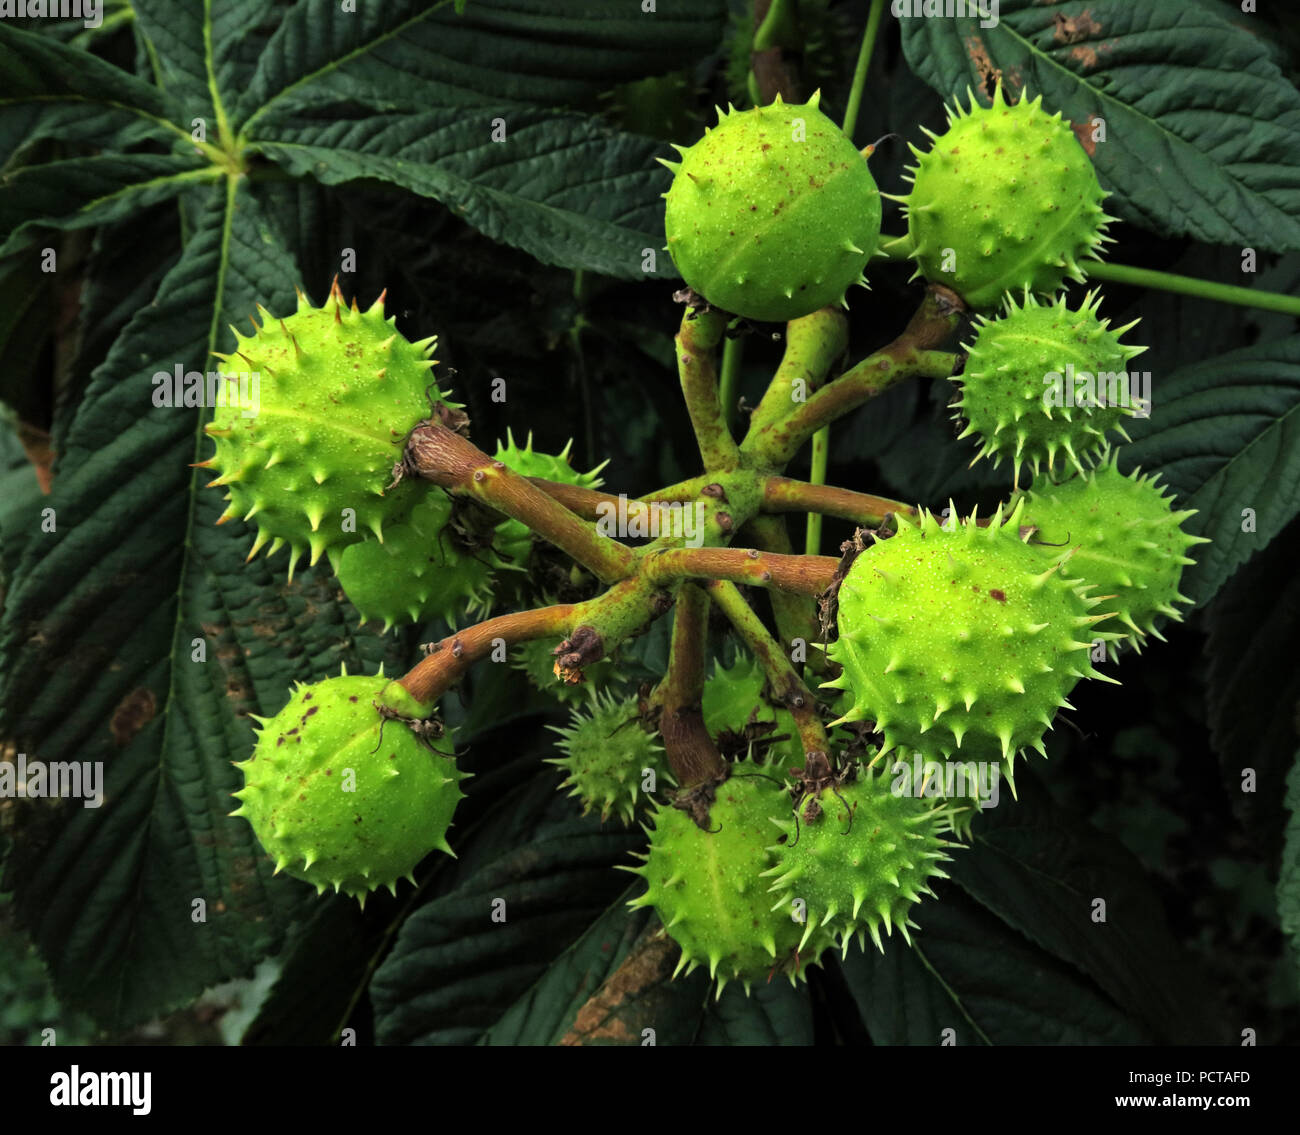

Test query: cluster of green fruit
[202,283,603,629]
[207,80,1207,993]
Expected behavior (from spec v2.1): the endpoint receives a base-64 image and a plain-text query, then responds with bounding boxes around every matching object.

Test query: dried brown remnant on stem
[552,625,605,685]
[818,527,874,643]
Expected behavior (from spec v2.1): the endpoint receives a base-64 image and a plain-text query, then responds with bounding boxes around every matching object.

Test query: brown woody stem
[404,421,635,582]
[658,583,726,786]
[642,545,838,596]
[400,604,576,705]
[762,477,918,526]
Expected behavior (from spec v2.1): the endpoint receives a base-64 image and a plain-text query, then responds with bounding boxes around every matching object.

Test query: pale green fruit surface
[663,95,881,322]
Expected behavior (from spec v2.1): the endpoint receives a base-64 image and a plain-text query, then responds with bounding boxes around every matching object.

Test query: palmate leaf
[1281,752,1300,1004]
[899,0,1300,251]
[1203,523,1300,855]
[253,106,673,279]
[836,881,1148,1045]
[233,0,728,278]
[235,0,727,128]
[1117,335,1300,607]
[0,182,399,1029]
[947,777,1221,1044]
[0,21,183,163]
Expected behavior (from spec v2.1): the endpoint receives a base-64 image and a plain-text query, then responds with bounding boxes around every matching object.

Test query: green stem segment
[744,515,829,678]
[878,234,1300,317]
[676,308,741,471]
[706,579,830,759]
[718,330,744,436]
[745,307,849,444]
[841,0,887,140]
[804,428,830,555]
[759,347,956,466]
[746,286,962,467]
[1086,259,1300,317]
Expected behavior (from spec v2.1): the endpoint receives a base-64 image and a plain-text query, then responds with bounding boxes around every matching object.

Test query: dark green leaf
[1204,521,1300,855]
[241,894,384,1046]
[1118,335,1300,606]
[0,22,184,160]
[484,890,656,1045]
[130,0,284,125]
[0,182,396,1029]
[253,108,672,278]
[951,778,1221,1043]
[837,879,1150,1045]
[1280,752,1300,1003]
[370,773,641,1044]
[236,0,727,130]
[0,155,212,256]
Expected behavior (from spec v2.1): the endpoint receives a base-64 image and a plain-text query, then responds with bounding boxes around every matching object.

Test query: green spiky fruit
[1023,450,1209,652]
[627,763,834,993]
[701,652,802,768]
[334,493,503,632]
[662,93,881,322]
[547,689,671,824]
[492,430,607,561]
[895,81,1113,311]
[825,502,1120,775]
[512,637,624,704]
[604,70,699,141]
[231,669,466,901]
[763,765,954,954]
[955,290,1146,482]
[201,280,446,576]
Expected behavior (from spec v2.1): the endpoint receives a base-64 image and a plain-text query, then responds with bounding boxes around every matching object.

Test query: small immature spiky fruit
[662,93,881,322]
[231,669,466,901]
[955,290,1146,482]
[825,502,1120,776]
[701,653,802,768]
[334,493,503,632]
[492,430,607,559]
[512,637,623,704]
[764,766,954,954]
[895,80,1113,311]
[547,689,670,824]
[201,280,444,577]
[627,763,834,994]
[1023,450,1209,652]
